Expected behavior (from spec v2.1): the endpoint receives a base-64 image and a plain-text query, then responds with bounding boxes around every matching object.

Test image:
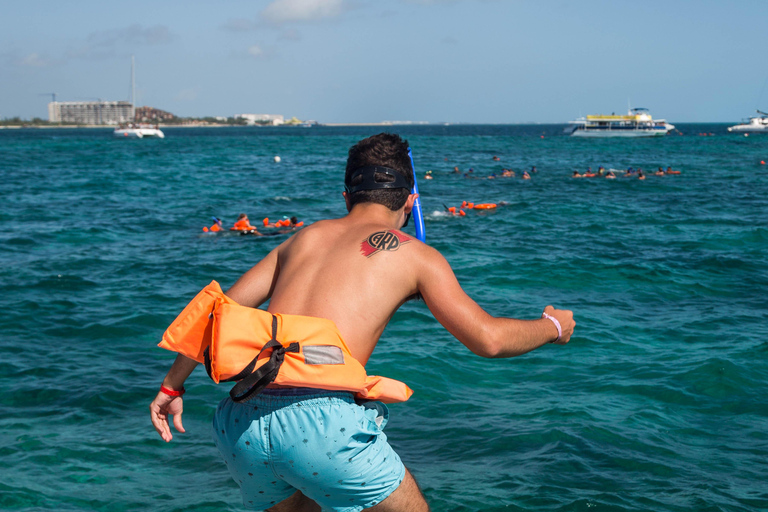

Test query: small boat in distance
[565,108,674,137]
[114,56,164,139]
[727,110,768,133]
[113,123,165,138]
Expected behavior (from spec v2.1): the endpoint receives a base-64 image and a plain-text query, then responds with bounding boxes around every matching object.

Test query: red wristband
[160,385,185,397]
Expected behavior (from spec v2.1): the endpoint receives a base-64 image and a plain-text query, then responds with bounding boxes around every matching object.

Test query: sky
[2,0,767,123]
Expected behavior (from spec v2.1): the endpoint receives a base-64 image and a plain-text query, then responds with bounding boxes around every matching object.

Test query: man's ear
[343,191,352,212]
[404,193,418,213]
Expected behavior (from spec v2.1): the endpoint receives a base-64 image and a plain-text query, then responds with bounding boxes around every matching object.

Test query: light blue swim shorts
[212,388,405,512]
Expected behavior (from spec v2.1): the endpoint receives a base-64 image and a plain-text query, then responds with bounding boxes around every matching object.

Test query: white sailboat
[113,56,164,139]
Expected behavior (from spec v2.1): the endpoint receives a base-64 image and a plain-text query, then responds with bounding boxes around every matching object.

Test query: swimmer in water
[203,217,223,232]
[605,170,616,179]
[655,167,665,176]
[232,213,258,231]
[493,156,501,161]
[583,167,597,178]
[276,216,304,232]
[638,170,646,180]
[572,171,583,178]
[522,171,531,180]
[453,166,460,174]
[424,170,433,180]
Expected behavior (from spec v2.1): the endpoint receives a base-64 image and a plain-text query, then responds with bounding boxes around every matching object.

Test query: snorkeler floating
[572,166,682,178]
[263,216,304,229]
[202,217,223,232]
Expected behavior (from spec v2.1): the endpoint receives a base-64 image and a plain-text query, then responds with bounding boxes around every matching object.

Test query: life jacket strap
[219,314,300,403]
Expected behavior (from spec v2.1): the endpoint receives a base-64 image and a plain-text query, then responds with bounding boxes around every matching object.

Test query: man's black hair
[345,133,414,211]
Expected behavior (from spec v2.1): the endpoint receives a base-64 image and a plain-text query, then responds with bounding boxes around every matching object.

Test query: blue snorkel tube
[407,148,426,242]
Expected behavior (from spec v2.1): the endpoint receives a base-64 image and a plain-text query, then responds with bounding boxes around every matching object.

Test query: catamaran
[565,108,674,137]
[113,56,164,139]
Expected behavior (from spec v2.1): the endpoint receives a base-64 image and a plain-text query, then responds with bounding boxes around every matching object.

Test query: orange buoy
[473,203,497,210]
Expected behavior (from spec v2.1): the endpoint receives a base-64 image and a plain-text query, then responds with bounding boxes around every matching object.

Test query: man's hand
[543,305,575,344]
[149,391,185,442]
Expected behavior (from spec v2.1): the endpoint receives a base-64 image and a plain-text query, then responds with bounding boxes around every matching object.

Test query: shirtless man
[149,133,575,512]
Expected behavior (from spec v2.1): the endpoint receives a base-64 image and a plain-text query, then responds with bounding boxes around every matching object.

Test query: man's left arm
[149,242,283,441]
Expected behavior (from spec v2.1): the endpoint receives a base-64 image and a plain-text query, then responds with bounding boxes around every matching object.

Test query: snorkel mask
[344,153,426,242]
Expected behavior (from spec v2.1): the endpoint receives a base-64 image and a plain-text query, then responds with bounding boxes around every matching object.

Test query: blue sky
[2,0,767,123]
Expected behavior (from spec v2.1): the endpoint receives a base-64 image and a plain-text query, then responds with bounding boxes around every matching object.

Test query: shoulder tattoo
[360,230,414,257]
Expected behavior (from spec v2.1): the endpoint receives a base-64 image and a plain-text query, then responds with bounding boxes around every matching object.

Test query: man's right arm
[415,245,575,358]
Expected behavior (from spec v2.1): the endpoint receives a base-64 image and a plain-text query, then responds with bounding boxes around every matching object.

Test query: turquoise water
[1,125,766,511]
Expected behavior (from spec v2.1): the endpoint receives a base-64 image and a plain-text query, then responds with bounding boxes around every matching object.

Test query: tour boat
[727,110,768,133]
[565,108,674,137]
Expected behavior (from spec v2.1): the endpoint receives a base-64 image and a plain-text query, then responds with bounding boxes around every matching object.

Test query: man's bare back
[226,202,422,365]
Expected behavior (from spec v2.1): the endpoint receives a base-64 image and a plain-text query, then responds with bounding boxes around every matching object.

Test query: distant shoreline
[0,121,734,130]
[0,123,400,129]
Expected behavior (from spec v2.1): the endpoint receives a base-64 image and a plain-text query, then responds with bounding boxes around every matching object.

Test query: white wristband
[542,312,561,343]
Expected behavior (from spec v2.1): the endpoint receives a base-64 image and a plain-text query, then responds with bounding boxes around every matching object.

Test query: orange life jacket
[232,219,254,231]
[210,223,221,232]
[158,281,413,404]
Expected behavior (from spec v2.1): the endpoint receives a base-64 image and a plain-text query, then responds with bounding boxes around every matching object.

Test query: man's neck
[346,203,403,230]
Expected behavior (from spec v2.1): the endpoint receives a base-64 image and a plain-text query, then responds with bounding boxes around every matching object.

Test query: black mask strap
[345,166,410,194]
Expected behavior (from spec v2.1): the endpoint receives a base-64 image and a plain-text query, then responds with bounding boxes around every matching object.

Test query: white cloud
[20,53,49,67]
[87,24,174,47]
[248,45,265,58]
[66,24,174,61]
[261,0,346,25]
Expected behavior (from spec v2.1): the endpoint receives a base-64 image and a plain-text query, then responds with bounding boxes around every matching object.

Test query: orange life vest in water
[232,219,254,231]
[158,281,413,404]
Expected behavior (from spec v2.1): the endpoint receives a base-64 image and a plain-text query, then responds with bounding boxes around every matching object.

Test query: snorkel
[408,148,426,242]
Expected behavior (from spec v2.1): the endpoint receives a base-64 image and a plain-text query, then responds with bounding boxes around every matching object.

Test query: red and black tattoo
[360,230,413,257]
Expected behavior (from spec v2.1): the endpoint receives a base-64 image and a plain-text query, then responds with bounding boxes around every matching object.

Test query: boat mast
[131,55,136,121]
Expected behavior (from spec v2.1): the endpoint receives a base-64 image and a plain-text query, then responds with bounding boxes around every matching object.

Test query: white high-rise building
[48,101,135,125]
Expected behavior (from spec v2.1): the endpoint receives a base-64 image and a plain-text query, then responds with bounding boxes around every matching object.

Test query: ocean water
[1,125,766,512]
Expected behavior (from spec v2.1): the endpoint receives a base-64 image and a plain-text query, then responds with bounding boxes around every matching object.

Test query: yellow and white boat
[565,108,674,137]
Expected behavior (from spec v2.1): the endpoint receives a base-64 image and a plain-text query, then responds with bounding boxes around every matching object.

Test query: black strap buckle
[204,315,299,403]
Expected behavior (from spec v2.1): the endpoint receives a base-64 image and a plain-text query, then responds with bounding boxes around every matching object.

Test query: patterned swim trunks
[212,388,405,511]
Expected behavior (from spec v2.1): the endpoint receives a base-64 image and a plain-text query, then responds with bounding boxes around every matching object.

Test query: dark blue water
[1,125,766,511]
